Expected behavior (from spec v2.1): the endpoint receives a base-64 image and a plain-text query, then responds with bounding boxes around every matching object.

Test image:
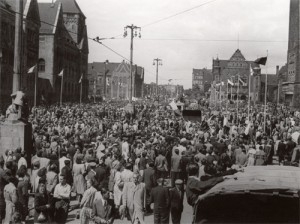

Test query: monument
[284,0,300,107]
[0,0,32,165]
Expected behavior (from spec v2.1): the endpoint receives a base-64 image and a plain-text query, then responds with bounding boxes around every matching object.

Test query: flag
[254,57,267,65]
[106,77,110,86]
[250,65,254,76]
[221,82,224,86]
[79,74,83,83]
[169,101,178,111]
[227,79,234,86]
[238,77,246,86]
[27,65,36,73]
[58,69,64,77]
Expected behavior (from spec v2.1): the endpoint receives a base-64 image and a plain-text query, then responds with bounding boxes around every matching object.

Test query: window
[38,59,45,72]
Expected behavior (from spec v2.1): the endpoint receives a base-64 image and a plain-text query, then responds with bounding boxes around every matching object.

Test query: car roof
[196,166,300,204]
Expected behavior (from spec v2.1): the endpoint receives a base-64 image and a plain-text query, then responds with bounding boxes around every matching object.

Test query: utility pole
[104,60,109,100]
[13,0,23,92]
[124,24,141,102]
[153,58,162,96]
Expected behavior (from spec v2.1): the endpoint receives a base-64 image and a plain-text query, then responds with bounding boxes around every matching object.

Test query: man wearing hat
[150,178,170,224]
[169,179,184,224]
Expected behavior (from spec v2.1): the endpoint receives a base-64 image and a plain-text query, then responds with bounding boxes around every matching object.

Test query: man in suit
[169,179,184,224]
[60,160,73,186]
[95,157,109,189]
[154,150,168,179]
[92,187,114,224]
[150,178,170,224]
[122,173,146,224]
[171,148,182,187]
[142,162,156,213]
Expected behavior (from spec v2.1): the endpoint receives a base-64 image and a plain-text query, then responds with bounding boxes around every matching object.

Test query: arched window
[38,59,45,72]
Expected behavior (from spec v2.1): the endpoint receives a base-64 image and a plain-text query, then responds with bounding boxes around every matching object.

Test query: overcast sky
[40,0,290,88]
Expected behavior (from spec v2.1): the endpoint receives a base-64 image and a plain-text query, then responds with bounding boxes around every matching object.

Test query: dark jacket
[169,187,184,212]
[150,185,169,211]
[34,192,51,223]
[61,166,73,186]
[142,167,156,190]
[95,165,109,188]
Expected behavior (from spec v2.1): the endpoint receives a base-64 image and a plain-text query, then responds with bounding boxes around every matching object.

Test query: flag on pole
[254,57,267,65]
[238,77,246,86]
[250,65,254,76]
[227,79,234,86]
[58,69,64,77]
[169,100,178,111]
[106,77,110,86]
[27,65,36,73]
[79,74,83,83]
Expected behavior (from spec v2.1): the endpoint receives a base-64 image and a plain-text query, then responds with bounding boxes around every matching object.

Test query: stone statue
[6,91,29,122]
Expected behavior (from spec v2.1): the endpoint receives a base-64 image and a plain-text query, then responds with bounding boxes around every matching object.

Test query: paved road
[67,195,194,224]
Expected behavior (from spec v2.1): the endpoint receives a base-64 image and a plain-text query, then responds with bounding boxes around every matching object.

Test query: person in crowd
[92,187,114,224]
[16,167,29,222]
[53,175,71,223]
[169,179,184,224]
[73,154,86,202]
[4,176,18,224]
[154,150,168,179]
[150,178,170,224]
[0,156,9,222]
[61,159,73,186]
[122,173,146,224]
[80,178,97,224]
[171,148,182,187]
[186,163,224,207]
[34,182,52,223]
[142,162,156,214]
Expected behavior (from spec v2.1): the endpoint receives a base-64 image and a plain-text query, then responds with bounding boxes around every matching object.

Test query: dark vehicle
[193,166,300,223]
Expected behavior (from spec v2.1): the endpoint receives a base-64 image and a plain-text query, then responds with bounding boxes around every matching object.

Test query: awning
[285,92,294,95]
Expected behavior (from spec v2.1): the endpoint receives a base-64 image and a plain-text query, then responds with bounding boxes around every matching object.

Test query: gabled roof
[38,2,60,34]
[56,0,85,18]
[88,62,120,77]
[229,49,246,61]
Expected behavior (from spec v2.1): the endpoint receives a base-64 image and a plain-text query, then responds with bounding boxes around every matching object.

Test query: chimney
[51,0,55,7]
[276,65,279,75]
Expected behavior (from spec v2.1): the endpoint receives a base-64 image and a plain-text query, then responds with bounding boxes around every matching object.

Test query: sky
[40,0,290,89]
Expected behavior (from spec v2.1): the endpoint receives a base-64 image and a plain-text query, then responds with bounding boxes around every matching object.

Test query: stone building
[87,61,144,100]
[0,0,40,111]
[282,0,300,107]
[38,0,88,104]
[212,49,260,103]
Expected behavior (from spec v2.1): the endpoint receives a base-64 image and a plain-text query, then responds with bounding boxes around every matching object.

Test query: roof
[261,74,278,85]
[4,0,27,13]
[38,2,60,34]
[56,0,85,18]
[88,62,121,77]
[197,166,300,204]
[229,49,246,61]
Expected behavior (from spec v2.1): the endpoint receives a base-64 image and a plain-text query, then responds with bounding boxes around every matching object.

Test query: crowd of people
[0,99,299,224]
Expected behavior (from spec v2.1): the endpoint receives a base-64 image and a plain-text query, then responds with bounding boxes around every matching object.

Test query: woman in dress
[72,154,86,201]
[34,182,52,223]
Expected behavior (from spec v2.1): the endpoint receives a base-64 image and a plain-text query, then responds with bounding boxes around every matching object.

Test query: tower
[286,0,300,107]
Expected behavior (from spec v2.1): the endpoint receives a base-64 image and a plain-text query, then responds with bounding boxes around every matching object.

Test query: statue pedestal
[0,120,32,166]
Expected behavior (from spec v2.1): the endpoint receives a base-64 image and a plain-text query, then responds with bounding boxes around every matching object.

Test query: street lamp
[124,24,141,102]
[153,58,162,96]
[104,60,109,100]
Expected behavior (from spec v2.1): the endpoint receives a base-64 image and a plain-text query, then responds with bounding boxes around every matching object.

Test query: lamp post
[153,58,162,96]
[123,24,141,102]
[104,60,109,99]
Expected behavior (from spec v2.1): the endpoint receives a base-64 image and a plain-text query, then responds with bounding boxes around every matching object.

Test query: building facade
[212,49,260,103]
[283,0,300,107]
[87,61,144,100]
[38,0,88,104]
[0,0,40,111]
